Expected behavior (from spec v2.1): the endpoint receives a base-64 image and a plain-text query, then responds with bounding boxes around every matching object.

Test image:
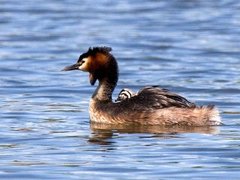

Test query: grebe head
[63,47,118,86]
[115,88,136,102]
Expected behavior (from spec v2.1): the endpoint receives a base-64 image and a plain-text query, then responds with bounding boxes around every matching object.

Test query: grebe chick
[63,47,221,126]
[115,88,136,102]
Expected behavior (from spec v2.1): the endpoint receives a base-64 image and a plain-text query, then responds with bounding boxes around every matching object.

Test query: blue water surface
[0,0,240,179]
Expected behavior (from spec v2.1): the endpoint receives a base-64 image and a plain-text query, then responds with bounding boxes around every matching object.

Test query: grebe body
[63,47,221,126]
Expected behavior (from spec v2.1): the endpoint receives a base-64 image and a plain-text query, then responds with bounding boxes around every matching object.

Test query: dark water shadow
[88,122,220,145]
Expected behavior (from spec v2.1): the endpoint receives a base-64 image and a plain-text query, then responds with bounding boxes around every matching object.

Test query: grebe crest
[63,46,221,126]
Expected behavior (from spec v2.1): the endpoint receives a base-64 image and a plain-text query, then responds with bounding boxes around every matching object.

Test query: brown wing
[116,86,196,110]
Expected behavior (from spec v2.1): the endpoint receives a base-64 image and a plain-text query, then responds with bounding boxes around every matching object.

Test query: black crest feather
[78,46,112,62]
[88,46,112,54]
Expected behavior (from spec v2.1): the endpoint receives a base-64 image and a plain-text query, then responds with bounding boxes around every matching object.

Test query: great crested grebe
[63,47,221,126]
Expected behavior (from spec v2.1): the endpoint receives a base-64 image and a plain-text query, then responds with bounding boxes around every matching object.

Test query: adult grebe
[63,47,221,126]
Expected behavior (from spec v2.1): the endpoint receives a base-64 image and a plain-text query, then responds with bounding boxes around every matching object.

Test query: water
[1,0,240,179]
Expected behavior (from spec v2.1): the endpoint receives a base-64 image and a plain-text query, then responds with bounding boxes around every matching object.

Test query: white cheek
[79,57,89,71]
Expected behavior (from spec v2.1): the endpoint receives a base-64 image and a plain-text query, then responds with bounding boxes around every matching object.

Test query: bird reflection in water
[88,122,220,146]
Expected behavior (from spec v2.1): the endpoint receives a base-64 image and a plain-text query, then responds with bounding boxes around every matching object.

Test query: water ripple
[0,0,240,179]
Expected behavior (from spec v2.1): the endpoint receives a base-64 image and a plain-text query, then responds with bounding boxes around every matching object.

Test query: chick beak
[62,63,79,71]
